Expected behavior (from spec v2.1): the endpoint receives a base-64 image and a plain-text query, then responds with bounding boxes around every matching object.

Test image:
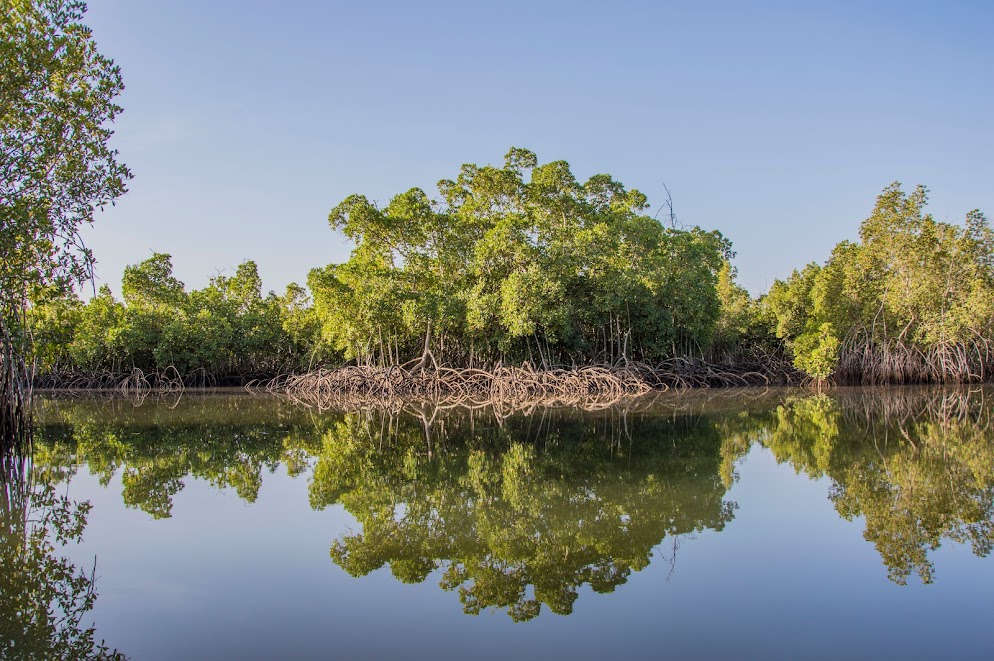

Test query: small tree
[1,0,129,443]
[792,322,840,387]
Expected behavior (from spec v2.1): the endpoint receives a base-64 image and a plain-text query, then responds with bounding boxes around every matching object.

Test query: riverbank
[273,359,796,406]
[31,357,799,404]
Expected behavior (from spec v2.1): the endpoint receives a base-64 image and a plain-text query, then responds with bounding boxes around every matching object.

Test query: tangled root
[269,359,792,409]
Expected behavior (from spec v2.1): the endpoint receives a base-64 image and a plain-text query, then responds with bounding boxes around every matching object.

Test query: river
[5,387,994,659]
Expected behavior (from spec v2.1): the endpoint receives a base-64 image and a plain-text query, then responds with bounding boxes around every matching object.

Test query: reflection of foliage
[33,397,328,519]
[0,452,125,659]
[714,407,774,488]
[765,391,994,585]
[310,407,737,621]
[766,395,838,478]
[30,389,994,618]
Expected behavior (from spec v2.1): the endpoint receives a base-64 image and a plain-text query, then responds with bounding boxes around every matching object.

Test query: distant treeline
[28,256,321,385]
[24,149,994,386]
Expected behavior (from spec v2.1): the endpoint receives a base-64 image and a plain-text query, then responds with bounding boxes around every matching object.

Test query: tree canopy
[767,184,994,383]
[1,0,130,324]
[27,254,320,383]
[310,148,736,367]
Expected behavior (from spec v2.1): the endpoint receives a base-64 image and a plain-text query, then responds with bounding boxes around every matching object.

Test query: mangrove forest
[12,158,994,404]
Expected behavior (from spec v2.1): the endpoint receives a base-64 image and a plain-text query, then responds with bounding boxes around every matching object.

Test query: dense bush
[309,147,760,367]
[31,159,991,387]
[29,255,321,382]
[767,184,994,383]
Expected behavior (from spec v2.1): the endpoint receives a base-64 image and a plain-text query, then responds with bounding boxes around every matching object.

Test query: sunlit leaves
[313,147,732,364]
[29,255,321,377]
[1,0,130,320]
[766,184,994,380]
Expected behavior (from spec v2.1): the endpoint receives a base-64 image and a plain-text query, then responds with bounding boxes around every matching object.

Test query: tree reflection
[34,397,327,519]
[0,447,125,659]
[30,388,994,616]
[309,406,738,620]
[762,390,994,584]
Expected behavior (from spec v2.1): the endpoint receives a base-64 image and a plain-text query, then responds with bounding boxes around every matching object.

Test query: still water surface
[7,388,994,659]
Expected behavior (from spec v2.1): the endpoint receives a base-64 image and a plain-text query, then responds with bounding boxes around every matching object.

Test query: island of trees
[17,157,994,399]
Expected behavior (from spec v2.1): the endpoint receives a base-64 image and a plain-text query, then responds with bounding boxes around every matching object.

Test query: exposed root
[834,337,994,385]
[35,366,187,399]
[269,359,794,410]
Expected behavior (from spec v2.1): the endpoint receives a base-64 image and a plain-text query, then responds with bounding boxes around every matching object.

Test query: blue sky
[81,0,994,295]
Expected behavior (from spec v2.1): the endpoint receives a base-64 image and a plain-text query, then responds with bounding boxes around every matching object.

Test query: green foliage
[791,322,840,381]
[765,262,821,340]
[711,260,776,360]
[68,286,124,372]
[30,256,323,382]
[1,0,130,444]
[24,293,81,374]
[278,283,323,365]
[1,0,130,335]
[121,253,186,309]
[311,148,734,365]
[766,184,994,382]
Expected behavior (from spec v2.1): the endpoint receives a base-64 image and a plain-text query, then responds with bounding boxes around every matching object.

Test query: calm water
[5,388,994,659]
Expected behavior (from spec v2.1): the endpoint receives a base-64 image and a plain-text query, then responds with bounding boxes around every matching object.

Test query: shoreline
[31,359,798,398]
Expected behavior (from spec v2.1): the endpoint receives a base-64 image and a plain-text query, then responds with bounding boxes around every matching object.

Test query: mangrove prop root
[269,359,795,409]
[33,366,187,399]
[834,337,994,385]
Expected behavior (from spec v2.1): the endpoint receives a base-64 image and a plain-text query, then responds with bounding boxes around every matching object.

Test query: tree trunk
[0,321,32,453]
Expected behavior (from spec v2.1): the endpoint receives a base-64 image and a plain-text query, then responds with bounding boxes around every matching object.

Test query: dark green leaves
[314,148,731,365]
[1,0,131,315]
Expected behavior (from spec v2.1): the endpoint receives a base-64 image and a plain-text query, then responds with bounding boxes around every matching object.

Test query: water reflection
[0,448,125,659]
[309,407,737,620]
[758,390,994,585]
[29,388,994,622]
[35,397,323,519]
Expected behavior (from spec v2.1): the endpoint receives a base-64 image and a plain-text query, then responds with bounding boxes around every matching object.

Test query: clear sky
[80,0,994,296]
